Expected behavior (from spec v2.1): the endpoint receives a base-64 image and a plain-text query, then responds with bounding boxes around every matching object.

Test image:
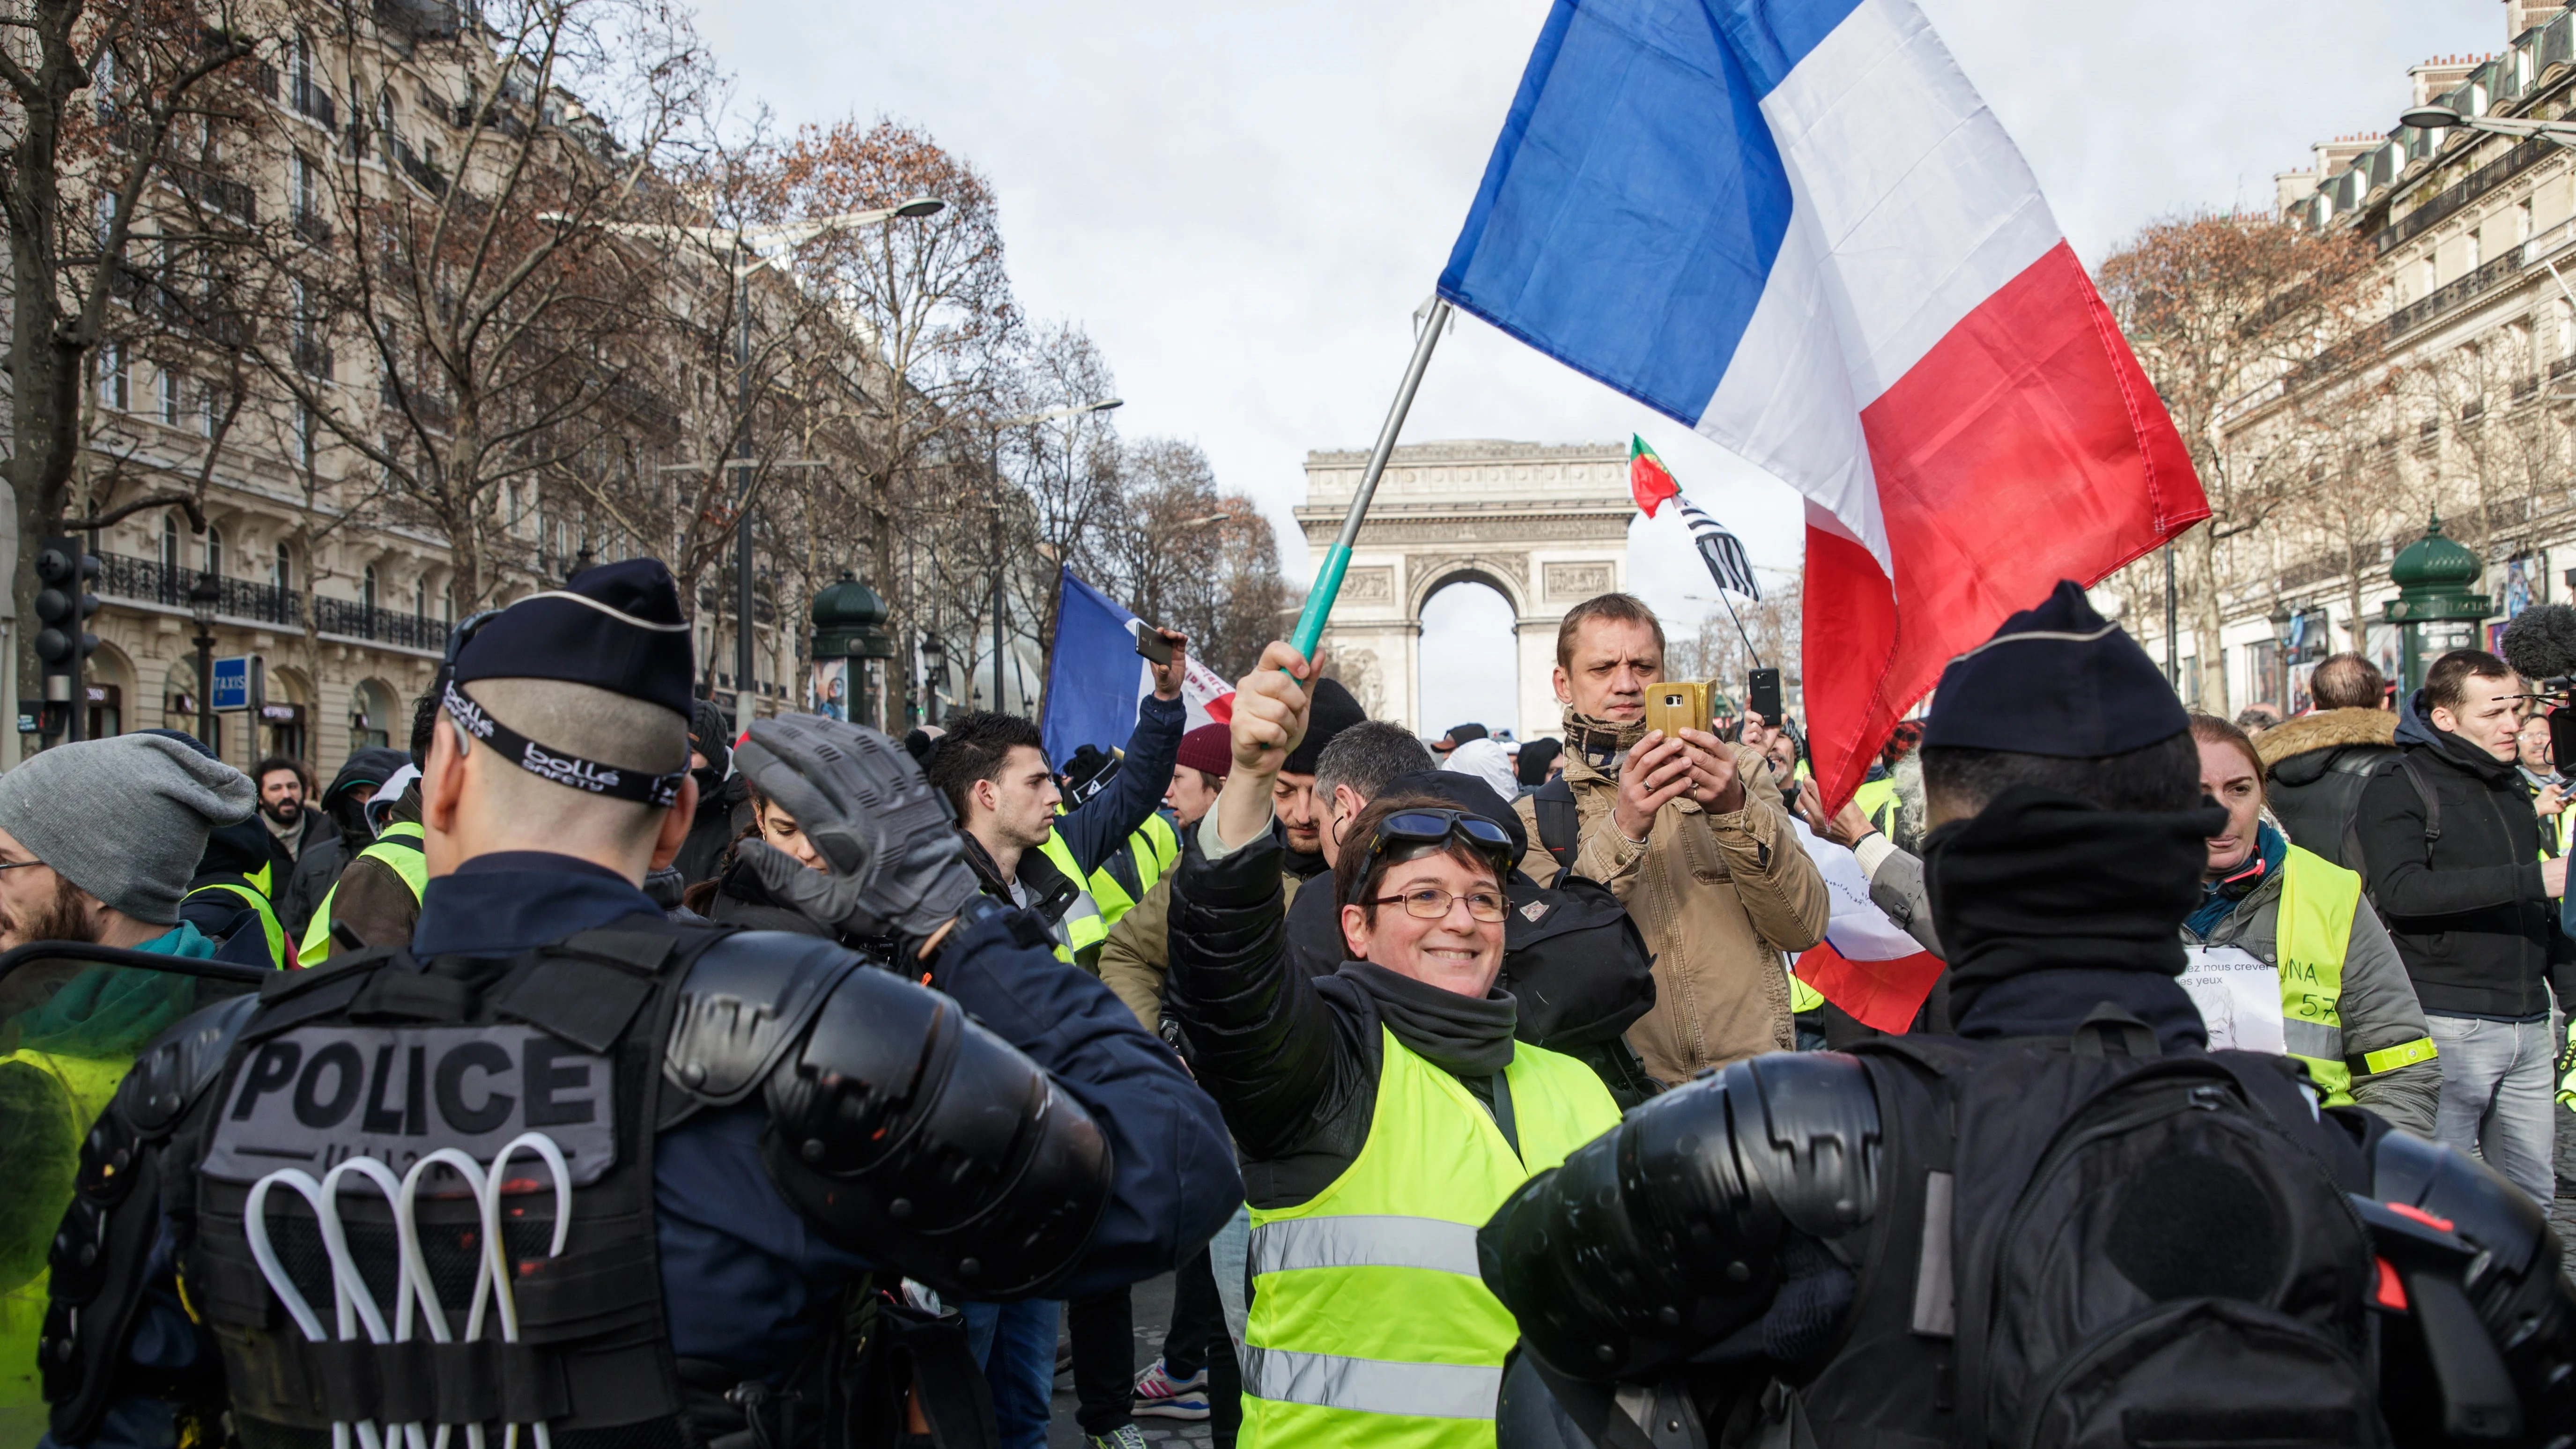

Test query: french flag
[1440,0,2207,805]
[1788,820,1942,1033]
[1039,568,1235,768]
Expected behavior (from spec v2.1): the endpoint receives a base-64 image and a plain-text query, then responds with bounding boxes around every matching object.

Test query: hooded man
[276,747,410,937]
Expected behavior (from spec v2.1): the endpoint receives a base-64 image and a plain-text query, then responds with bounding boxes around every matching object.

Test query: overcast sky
[696,0,2501,733]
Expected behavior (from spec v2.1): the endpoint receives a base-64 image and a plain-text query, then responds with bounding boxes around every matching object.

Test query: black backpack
[1791,1014,2387,1449]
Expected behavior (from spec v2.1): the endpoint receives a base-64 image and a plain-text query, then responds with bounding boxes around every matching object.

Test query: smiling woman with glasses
[1163,641,1622,1446]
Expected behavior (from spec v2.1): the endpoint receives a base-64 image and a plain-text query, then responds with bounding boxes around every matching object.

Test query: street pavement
[1046,1272,1211,1448]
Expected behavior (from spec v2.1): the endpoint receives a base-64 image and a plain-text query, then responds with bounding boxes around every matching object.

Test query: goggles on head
[1363,808,1516,878]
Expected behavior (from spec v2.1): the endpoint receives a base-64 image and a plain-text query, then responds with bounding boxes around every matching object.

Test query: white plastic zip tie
[480,1134,573,1449]
[246,1169,365,1449]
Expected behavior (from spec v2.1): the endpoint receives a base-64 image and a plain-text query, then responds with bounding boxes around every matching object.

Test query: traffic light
[33,535,99,739]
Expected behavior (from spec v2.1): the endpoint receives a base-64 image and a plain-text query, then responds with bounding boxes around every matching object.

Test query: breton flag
[1439,0,2206,805]
[1039,567,1234,768]
[1675,495,1761,601]
[1787,820,1943,1033]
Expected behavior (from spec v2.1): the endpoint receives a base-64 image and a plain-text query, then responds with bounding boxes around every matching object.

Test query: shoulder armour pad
[1728,1051,1884,1240]
[664,930,861,1105]
[2372,1123,2546,1278]
[125,993,259,1136]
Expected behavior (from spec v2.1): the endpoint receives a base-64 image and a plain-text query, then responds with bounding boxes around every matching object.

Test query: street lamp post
[188,572,220,751]
[983,398,1123,710]
[555,197,947,727]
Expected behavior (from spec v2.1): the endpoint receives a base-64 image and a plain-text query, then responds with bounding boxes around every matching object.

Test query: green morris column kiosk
[2382,515,2493,700]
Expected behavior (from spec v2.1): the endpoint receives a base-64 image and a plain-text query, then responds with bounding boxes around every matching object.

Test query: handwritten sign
[2179,946,2287,1055]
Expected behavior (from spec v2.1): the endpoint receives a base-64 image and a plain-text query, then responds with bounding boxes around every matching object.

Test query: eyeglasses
[1364,808,1517,875]
[0,857,47,872]
[1369,886,1509,923]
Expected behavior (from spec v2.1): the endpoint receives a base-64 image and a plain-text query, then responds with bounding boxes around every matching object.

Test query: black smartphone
[1748,667,1783,725]
[1135,628,1174,666]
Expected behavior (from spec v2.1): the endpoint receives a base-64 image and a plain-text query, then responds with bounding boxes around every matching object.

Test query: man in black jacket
[2359,647,2569,1202]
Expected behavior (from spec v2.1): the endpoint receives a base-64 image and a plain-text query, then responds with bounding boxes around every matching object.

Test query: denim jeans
[960,1300,1059,1449]
[2427,1013,2558,1204]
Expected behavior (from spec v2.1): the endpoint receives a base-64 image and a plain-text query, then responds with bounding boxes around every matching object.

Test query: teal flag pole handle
[1288,298,1453,666]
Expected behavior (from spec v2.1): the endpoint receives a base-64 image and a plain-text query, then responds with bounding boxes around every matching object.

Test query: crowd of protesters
[10,574,2576,1449]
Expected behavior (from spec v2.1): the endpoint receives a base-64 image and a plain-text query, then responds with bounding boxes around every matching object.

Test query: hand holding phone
[1747,668,1783,727]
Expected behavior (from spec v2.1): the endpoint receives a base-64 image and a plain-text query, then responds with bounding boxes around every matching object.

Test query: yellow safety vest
[1034,830,1109,968]
[1087,813,1179,929]
[1852,775,1900,840]
[1241,1026,1621,1447]
[185,879,287,969]
[2275,845,2437,1104]
[297,822,429,967]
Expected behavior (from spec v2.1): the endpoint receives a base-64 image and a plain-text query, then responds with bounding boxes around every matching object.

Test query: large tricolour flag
[1039,567,1234,767]
[1438,0,2207,805]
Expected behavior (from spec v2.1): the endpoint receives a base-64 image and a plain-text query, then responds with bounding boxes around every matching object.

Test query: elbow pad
[2371,1128,2576,1434]
[759,962,1113,1300]
[1480,1051,1880,1382]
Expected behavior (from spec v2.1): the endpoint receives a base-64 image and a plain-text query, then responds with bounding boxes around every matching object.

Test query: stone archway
[1296,440,1631,738]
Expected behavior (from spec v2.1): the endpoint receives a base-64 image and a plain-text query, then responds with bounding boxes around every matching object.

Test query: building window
[362,563,378,612]
[202,384,221,436]
[294,152,318,221]
[161,513,181,571]
[296,404,317,468]
[2520,198,2536,246]
[2423,255,2439,296]
[159,369,183,426]
[274,542,292,593]
[2467,229,2483,272]
[203,525,222,577]
[99,342,127,409]
[413,575,427,618]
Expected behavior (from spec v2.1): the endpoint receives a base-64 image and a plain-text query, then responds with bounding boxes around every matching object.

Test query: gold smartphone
[1643,680,1710,740]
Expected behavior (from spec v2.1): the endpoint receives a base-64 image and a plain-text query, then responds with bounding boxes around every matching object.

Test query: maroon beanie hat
[1176,722,1233,779]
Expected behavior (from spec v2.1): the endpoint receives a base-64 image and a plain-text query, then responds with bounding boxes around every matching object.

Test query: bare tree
[236,0,712,613]
[2098,213,2376,711]
[0,0,267,712]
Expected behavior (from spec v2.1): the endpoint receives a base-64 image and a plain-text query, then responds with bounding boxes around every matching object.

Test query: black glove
[734,715,980,941]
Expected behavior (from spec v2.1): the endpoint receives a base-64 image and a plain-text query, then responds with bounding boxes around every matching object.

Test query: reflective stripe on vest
[2277,845,2434,1103]
[297,822,429,967]
[1035,830,1107,965]
[1789,962,1826,1015]
[1240,1026,1621,1446]
[1087,813,1179,929]
[187,880,287,968]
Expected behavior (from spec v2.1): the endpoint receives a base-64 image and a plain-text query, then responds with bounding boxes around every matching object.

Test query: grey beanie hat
[0,734,257,925]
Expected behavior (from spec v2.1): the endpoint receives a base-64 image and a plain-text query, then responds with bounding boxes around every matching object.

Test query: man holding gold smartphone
[1519,593,1829,1079]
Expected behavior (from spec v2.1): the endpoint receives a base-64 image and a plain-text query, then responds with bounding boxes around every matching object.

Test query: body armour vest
[180,921,723,1449]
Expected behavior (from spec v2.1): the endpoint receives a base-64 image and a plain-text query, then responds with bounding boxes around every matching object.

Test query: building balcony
[291,209,333,248]
[313,597,445,650]
[2377,138,2553,255]
[97,554,297,627]
[2387,250,2523,339]
[291,77,337,132]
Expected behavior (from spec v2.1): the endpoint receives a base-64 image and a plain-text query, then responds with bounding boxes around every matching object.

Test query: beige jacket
[1096,869,1305,1033]
[1513,743,1829,1080]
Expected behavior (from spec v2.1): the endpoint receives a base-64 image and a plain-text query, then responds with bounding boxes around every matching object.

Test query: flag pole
[1288,298,1452,662]
[1715,589,1764,672]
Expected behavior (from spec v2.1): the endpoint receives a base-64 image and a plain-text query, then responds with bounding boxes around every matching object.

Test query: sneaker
[1132,1356,1212,1420]
[1087,1426,1150,1449]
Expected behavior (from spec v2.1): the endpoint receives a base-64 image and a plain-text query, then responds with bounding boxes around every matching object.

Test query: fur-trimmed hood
[2255,707,2397,772]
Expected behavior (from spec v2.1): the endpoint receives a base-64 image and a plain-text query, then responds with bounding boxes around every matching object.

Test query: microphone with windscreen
[2501,603,2576,767]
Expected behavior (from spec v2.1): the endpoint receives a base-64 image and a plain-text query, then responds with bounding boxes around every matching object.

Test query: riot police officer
[1480,583,2576,1448]
[38,559,1240,1449]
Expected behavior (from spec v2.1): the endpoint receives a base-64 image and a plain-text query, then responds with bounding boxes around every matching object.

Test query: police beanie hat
[1283,677,1367,777]
[0,733,255,924]
[1175,723,1232,779]
[453,557,696,717]
[1922,579,2185,758]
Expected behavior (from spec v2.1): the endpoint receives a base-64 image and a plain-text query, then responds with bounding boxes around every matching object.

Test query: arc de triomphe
[1295,440,1632,740]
